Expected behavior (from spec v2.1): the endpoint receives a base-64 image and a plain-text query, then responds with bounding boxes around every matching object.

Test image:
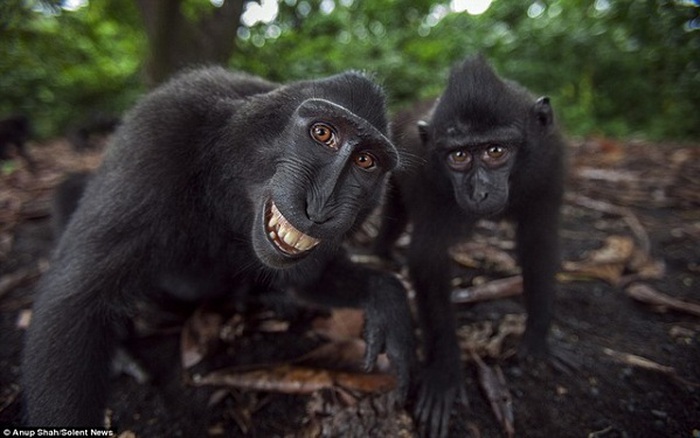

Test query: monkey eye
[447,149,472,170]
[310,123,337,149]
[353,151,377,171]
[485,145,507,160]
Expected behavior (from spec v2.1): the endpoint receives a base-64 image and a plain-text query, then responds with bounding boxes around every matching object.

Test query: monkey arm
[515,197,578,373]
[22,258,132,426]
[407,226,467,438]
[294,254,417,402]
[515,197,561,358]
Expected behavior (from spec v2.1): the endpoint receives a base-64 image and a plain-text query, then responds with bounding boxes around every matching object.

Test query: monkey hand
[414,349,467,438]
[361,275,417,404]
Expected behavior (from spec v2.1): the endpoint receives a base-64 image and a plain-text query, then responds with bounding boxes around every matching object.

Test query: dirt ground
[0,137,699,437]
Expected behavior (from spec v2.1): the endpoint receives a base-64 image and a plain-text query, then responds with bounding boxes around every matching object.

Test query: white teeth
[266,201,320,254]
[296,235,316,251]
[282,229,299,246]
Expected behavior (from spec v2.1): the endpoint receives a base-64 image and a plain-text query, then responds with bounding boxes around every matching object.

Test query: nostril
[470,190,489,203]
[305,204,327,224]
[309,215,325,225]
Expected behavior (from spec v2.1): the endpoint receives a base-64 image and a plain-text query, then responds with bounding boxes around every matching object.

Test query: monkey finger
[389,353,410,404]
[415,389,436,437]
[432,400,451,438]
[361,322,384,371]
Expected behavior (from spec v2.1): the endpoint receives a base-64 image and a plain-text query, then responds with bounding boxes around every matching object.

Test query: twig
[452,275,523,304]
[625,283,700,318]
[470,351,515,437]
[603,347,699,387]
[565,193,650,256]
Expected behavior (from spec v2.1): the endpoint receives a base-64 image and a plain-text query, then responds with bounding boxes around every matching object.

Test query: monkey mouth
[265,201,320,256]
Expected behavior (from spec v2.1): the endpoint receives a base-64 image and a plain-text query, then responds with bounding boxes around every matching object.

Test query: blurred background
[1,0,699,143]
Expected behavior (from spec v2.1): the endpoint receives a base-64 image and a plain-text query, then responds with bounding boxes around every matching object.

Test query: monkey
[373,55,567,437]
[0,114,35,170]
[22,67,416,427]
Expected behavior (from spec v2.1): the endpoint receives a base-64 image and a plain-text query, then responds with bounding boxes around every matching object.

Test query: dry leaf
[458,314,526,359]
[192,364,396,395]
[180,308,224,368]
[562,236,636,285]
[295,339,389,371]
[451,241,518,274]
[311,308,365,340]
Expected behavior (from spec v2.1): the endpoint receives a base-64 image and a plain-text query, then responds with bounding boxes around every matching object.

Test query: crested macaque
[374,55,567,437]
[0,114,35,170]
[22,67,416,427]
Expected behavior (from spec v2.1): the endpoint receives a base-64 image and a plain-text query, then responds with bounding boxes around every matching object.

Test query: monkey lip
[265,201,320,256]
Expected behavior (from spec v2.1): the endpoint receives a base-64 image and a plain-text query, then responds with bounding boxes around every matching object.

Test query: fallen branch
[452,275,523,304]
[471,351,515,438]
[603,347,699,387]
[625,283,700,318]
[191,364,396,395]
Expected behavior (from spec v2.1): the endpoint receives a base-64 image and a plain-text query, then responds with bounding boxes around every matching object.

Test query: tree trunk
[136,0,245,87]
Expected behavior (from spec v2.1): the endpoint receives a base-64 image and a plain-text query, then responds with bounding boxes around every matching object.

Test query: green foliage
[0,0,144,139]
[232,0,700,140]
[1,0,698,140]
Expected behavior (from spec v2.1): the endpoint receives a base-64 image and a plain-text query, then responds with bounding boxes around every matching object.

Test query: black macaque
[374,55,567,437]
[0,114,35,170]
[22,67,416,427]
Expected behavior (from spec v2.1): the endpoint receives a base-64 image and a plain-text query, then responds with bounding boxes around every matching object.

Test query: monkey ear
[533,96,553,128]
[417,120,430,144]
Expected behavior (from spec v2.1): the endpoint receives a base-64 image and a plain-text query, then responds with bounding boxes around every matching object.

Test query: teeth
[266,201,320,255]
[282,229,299,247]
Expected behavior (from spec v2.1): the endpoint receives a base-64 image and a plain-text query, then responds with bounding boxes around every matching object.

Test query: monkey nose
[305,204,331,224]
[470,190,489,203]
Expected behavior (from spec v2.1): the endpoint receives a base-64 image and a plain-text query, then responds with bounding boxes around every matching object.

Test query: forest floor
[0,137,699,438]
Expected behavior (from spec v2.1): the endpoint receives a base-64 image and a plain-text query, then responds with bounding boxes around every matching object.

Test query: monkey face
[443,143,517,216]
[251,98,397,269]
[420,120,519,218]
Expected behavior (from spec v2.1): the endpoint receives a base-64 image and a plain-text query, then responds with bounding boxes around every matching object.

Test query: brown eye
[310,123,336,148]
[486,145,506,160]
[448,150,471,170]
[353,152,376,170]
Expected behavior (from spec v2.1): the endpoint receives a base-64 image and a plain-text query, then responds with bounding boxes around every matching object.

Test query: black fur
[22,67,416,426]
[374,55,566,437]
